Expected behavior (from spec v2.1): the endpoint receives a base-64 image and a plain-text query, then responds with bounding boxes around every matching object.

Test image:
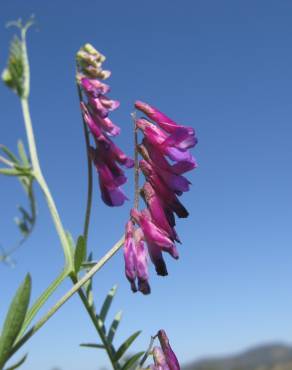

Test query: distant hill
[183,343,292,370]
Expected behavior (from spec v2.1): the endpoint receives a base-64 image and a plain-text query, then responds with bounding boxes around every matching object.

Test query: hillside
[183,343,292,370]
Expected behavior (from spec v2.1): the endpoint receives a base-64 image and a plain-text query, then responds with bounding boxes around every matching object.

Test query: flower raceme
[123,101,197,294]
[76,44,133,206]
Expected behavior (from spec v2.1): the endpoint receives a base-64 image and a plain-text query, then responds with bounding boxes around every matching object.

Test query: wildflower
[123,220,150,294]
[157,330,180,370]
[124,101,197,293]
[77,44,133,206]
[152,346,169,370]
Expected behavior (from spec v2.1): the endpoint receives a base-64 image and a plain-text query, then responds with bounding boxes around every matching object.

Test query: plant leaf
[17,141,29,167]
[114,331,141,362]
[0,145,18,164]
[0,275,31,368]
[74,236,86,273]
[4,354,27,370]
[80,343,105,349]
[107,310,122,344]
[0,168,24,176]
[99,285,117,323]
[121,352,144,370]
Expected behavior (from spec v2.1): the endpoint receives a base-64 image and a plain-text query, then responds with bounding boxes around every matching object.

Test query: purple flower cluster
[77,44,134,206]
[149,330,180,370]
[124,101,197,294]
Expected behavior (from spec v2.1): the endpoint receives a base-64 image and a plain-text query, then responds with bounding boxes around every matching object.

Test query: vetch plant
[0,17,197,370]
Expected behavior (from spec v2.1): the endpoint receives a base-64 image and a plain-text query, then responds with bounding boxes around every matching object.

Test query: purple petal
[158,330,180,370]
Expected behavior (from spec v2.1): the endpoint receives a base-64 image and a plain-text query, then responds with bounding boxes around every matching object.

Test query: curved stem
[20,98,73,269]
[8,236,124,363]
[76,84,93,245]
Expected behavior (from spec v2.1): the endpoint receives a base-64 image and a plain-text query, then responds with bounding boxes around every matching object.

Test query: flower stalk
[76,82,93,245]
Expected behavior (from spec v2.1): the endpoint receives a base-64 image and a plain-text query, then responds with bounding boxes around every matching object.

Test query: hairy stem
[76,83,93,245]
[8,236,125,363]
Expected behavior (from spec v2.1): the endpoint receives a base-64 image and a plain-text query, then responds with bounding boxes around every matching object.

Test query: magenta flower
[157,330,180,370]
[152,346,169,370]
[135,100,194,136]
[77,45,133,206]
[139,160,189,218]
[131,208,179,276]
[136,118,196,162]
[123,220,150,295]
[123,100,197,293]
[141,182,180,243]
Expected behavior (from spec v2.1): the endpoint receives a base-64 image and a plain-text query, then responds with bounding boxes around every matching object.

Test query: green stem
[71,276,120,370]
[20,98,73,269]
[76,83,93,245]
[8,236,124,362]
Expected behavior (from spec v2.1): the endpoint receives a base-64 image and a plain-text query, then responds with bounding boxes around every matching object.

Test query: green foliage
[80,285,144,369]
[0,142,36,262]
[4,354,27,370]
[74,236,86,273]
[114,331,141,362]
[121,352,144,370]
[0,275,31,368]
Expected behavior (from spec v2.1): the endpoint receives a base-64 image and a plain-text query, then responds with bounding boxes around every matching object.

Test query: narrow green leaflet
[0,275,31,368]
[80,343,105,349]
[17,141,29,167]
[4,354,27,370]
[0,143,36,262]
[0,145,18,163]
[0,168,25,176]
[74,236,86,273]
[114,331,141,362]
[107,310,122,344]
[99,285,117,322]
[121,352,144,370]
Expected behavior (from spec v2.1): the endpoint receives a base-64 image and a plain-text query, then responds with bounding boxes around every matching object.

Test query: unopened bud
[83,43,106,63]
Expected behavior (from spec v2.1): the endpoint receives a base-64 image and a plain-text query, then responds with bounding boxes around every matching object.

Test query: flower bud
[83,43,106,62]
[157,330,180,370]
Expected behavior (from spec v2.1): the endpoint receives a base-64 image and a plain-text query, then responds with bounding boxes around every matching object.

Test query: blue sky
[1,1,292,369]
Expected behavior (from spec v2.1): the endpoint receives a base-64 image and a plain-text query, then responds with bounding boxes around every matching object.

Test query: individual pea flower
[76,44,133,206]
[131,208,179,277]
[157,330,180,370]
[151,346,169,370]
[123,220,151,294]
[144,330,180,370]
